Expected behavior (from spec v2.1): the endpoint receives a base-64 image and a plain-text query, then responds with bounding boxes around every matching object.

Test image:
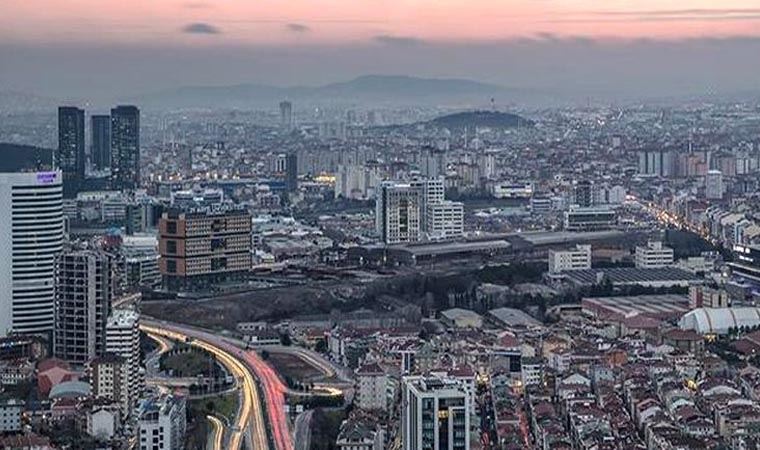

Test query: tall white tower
[0,170,64,336]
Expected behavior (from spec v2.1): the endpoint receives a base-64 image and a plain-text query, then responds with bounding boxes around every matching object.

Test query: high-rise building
[158,207,252,291]
[376,182,422,245]
[279,101,293,131]
[54,250,113,366]
[427,202,464,239]
[91,115,111,171]
[286,152,298,192]
[138,394,187,450]
[111,106,140,190]
[57,106,86,197]
[705,169,724,200]
[106,308,143,410]
[0,170,64,337]
[402,375,471,450]
[638,149,675,177]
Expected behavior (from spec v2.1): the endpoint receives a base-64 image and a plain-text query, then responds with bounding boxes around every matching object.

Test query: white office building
[548,245,592,274]
[138,394,187,450]
[428,201,464,240]
[402,375,471,450]
[0,170,64,337]
[635,241,674,269]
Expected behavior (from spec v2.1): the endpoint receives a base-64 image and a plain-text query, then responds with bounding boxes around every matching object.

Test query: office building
[91,115,111,171]
[91,353,132,419]
[564,207,617,231]
[57,106,86,197]
[427,202,464,239]
[548,244,592,274]
[0,170,64,337]
[376,182,422,245]
[731,244,760,283]
[158,207,252,291]
[111,105,140,190]
[106,309,143,410]
[705,169,723,200]
[402,375,471,450]
[279,101,293,131]
[634,241,674,269]
[138,394,186,450]
[122,234,161,290]
[54,250,113,366]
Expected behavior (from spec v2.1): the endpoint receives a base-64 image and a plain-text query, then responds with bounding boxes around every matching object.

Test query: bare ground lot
[143,282,355,330]
[266,352,324,383]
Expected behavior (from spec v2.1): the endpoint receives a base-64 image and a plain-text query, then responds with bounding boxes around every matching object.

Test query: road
[141,321,270,450]
[206,415,224,450]
[242,349,294,450]
[293,410,313,450]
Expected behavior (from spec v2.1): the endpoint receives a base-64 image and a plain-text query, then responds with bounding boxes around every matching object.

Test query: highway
[242,349,294,450]
[141,321,270,450]
[206,415,224,450]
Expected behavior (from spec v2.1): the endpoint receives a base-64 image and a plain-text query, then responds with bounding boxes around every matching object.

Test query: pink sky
[4,0,760,46]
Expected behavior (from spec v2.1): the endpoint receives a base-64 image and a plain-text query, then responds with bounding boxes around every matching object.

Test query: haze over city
[3,0,760,101]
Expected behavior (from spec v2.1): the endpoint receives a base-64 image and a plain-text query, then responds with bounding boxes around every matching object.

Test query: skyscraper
[57,106,85,197]
[91,114,111,171]
[111,105,140,190]
[279,101,293,131]
[402,375,471,450]
[54,250,113,366]
[286,152,298,192]
[106,308,143,411]
[0,170,64,337]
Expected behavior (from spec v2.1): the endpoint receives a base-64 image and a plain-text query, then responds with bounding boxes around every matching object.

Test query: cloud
[373,35,423,46]
[553,8,760,24]
[286,23,310,33]
[181,23,221,35]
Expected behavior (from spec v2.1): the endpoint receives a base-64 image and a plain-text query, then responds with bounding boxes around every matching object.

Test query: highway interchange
[141,319,343,450]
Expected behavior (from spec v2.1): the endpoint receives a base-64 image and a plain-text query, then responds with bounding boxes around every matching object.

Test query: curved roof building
[679,307,760,335]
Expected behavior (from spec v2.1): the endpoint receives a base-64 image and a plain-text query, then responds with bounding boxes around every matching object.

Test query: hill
[129,75,526,109]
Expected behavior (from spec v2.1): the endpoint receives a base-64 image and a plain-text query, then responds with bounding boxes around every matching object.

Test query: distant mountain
[128,75,528,109]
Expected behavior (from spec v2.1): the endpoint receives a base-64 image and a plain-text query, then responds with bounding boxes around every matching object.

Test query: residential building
[90,353,132,419]
[106,309,143,410]
[356,362,389,411]
[138,394,186,450]
[705,169,723,200]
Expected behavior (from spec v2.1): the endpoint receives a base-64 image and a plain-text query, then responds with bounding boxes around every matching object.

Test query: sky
[2,0,760,101]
